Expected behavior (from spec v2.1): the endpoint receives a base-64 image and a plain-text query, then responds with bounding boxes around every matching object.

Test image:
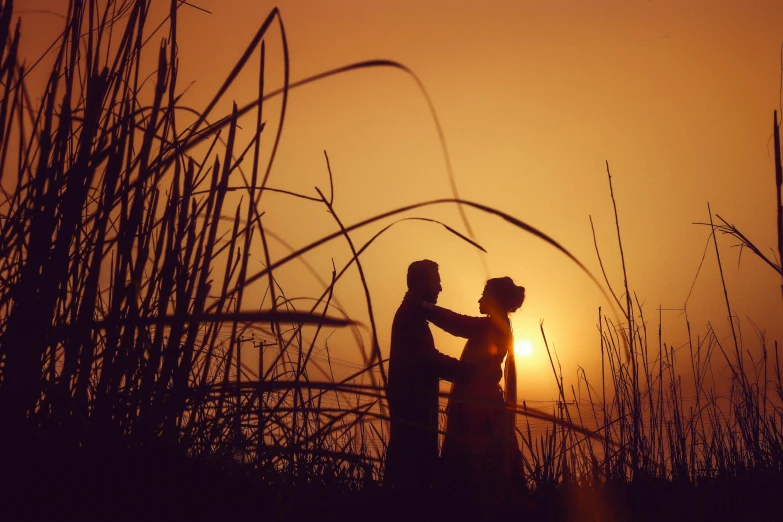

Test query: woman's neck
[487,310,510,323]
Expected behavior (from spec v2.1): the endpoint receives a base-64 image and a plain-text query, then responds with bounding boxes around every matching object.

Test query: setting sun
[514,339,534,358]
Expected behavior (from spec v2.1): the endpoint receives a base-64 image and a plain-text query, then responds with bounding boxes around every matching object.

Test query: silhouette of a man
[385,260,470,489]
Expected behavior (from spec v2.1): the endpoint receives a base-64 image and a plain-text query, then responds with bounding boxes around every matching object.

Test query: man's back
[388,295,439,419]
[385,293,463,488]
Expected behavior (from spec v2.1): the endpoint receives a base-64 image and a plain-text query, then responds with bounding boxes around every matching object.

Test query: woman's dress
[425,306,524,502]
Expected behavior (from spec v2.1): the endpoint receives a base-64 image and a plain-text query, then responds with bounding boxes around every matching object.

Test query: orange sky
[20,1,783,401]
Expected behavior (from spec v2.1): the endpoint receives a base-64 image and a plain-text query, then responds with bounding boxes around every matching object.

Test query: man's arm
[424,348,473,383]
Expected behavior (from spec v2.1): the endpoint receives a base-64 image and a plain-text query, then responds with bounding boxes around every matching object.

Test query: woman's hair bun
[485,277,525,313]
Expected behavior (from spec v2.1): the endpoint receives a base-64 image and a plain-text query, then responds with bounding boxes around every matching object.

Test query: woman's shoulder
[493,314,512,328]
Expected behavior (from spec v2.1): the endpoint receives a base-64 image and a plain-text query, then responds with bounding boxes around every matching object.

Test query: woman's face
[478,287,498,315]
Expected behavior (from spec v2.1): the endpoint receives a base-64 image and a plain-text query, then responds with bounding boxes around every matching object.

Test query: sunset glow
[7,2,783,517]
[17,1,783,391]
[514,339,534,358]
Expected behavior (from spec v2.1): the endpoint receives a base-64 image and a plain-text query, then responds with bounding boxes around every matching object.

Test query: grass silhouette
[1,2,783,520]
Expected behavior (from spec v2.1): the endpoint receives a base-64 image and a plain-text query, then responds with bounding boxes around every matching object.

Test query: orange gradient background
[18,1,783,402]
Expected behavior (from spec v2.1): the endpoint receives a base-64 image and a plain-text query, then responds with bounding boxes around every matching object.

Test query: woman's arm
[423,303,486,339]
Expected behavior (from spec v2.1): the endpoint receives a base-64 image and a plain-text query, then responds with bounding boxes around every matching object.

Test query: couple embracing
[385,259,526,504]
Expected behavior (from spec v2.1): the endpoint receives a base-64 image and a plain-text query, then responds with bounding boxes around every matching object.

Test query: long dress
[425,306,524,503]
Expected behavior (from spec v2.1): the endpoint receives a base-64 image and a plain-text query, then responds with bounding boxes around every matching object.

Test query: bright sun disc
[514,339,534,357]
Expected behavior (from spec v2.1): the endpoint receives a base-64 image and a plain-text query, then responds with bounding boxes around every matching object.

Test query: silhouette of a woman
[424,277,526,503]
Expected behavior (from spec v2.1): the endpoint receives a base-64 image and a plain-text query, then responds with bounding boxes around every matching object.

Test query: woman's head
[479,277,525,315]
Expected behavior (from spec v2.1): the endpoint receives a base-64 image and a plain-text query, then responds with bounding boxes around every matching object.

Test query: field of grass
[1,2,783,520]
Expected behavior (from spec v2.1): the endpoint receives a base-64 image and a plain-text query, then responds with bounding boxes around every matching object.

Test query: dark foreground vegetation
[1,1,783,520]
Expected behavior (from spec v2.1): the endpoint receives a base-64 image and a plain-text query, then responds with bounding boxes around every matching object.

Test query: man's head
[407,260,441,304]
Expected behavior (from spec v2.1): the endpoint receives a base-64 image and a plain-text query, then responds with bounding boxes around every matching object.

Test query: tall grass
[510,153,783,518]
[2,1,783,519]
[0,0,387,489]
